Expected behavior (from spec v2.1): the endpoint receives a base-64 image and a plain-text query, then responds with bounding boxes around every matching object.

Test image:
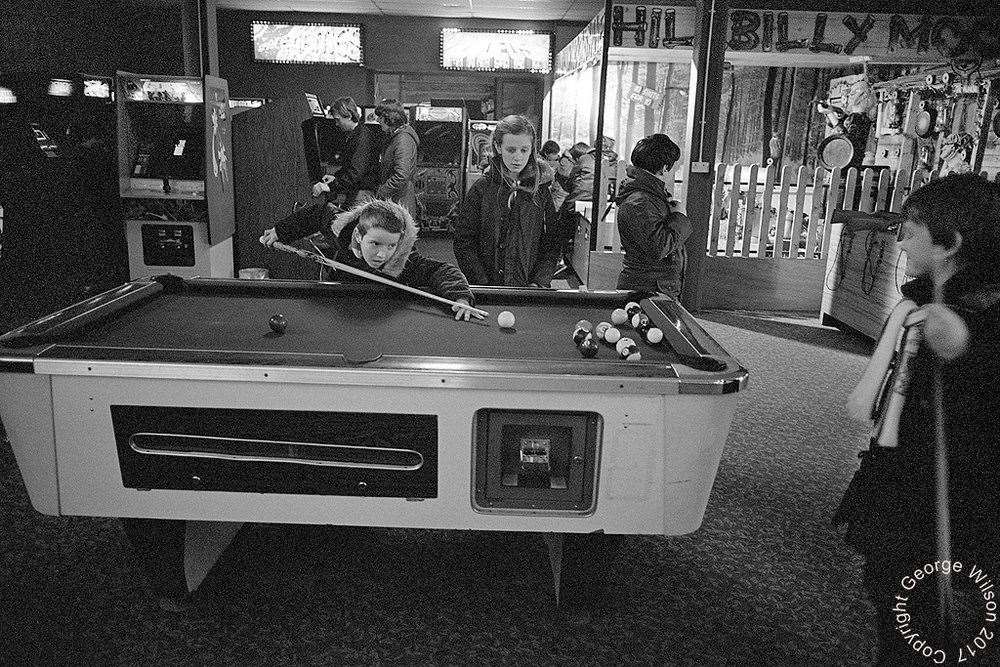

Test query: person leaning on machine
[312,97,380,208]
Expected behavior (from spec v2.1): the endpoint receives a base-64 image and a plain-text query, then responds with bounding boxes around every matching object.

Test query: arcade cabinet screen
[47,79,74,97]
[413,120,463,166]
[440,29,551,74]
[252,21,363,65]
[131,106,205,181]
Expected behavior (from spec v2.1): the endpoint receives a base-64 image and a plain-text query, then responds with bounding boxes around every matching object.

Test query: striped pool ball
[594,321,612,341]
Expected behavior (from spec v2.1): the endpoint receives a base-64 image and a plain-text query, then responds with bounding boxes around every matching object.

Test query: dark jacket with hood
[454,157,559,287]
[274,201,473,305]
[376,124,420,219]
[614,165,692,297]
[329,122,380,196]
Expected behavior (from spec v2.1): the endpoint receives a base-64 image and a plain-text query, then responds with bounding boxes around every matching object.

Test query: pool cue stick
[271,241,489,319]
[931,257,956,643]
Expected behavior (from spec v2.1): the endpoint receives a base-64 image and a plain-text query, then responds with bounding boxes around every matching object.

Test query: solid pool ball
[572,320,593,345]
[268,314,287,334]
[603,327,621,345]
[646,327,664,344]
[611,308,628,326]
[594,321,612,341]
[578,335,599,358]
[498,311,516,329]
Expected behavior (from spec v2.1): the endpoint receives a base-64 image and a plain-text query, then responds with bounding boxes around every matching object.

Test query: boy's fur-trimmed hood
[330,199,419,278]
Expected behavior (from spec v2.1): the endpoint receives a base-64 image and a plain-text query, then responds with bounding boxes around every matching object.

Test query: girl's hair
[355,199,407,236]
[375,99,408,130]
[491,114,540,194]
[330,97,360,123]
[902,173,1000,281]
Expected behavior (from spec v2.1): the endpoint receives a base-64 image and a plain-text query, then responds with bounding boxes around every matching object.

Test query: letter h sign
[612,5,648,47]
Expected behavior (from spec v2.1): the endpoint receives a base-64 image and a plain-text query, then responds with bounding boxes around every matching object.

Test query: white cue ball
[604,327,621,344]
[611,308,628,325]
[498,311,516,329]
[646,327,664,344]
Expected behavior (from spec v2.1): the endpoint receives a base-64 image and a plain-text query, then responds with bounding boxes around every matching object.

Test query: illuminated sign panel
[441,29,552,74]
[252,22,363,65]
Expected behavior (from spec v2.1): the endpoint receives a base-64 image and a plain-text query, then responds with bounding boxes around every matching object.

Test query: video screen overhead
[82,77,112,100]
[252,22,363,65]
[441,29,551,74]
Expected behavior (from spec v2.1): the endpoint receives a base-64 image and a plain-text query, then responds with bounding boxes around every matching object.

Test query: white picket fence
[595,160,1000,259]
[707,163,1000,260]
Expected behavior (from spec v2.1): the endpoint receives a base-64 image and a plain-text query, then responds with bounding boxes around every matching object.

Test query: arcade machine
[116,71,235,279]
[301,92,332,184]
[465,119,498,192]
[0,73,125,331]
[231,94,314,280]
[411,106,465,233]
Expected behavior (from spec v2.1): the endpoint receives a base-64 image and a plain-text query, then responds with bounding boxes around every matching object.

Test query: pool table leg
[542,532,564,605]
[121,518,244,606]
[544,532,626,608]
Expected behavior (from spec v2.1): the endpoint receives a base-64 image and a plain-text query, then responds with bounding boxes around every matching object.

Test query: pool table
[0,275,748,599]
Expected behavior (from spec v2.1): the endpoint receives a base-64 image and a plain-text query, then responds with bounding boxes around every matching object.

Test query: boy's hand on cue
[452,298,483,321]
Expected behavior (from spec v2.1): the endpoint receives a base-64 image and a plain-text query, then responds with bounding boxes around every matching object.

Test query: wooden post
[680,0,730,309]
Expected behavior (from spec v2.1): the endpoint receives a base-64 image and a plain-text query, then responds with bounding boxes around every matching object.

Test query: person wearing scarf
[453,114,559,287]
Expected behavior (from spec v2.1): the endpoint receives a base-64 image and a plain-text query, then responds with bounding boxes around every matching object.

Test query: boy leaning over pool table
[260,199,481,321]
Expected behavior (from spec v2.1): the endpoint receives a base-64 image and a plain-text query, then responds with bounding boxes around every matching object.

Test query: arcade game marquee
[0,277,748,601]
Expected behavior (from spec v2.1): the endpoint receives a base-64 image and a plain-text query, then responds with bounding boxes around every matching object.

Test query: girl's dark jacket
[835,272,1000,564]
[614,165,692,297]
[453,158,559,287]
[274,202,474,306]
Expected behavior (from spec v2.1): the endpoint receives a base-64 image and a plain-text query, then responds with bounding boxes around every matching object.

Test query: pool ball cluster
[571,301,664,361]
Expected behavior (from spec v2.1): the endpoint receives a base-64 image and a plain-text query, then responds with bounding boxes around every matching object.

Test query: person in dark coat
[313,97,380,207]
[374,99,420,219]
[834,173,1000,664]
[614,133,691,299]
[453,114,559,288]
[260,199,478,320]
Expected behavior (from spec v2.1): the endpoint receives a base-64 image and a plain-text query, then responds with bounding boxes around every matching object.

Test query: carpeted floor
[0,309,885,666]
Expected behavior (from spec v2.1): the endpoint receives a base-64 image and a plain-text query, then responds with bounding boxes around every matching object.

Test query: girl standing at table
[453,114,559,287]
